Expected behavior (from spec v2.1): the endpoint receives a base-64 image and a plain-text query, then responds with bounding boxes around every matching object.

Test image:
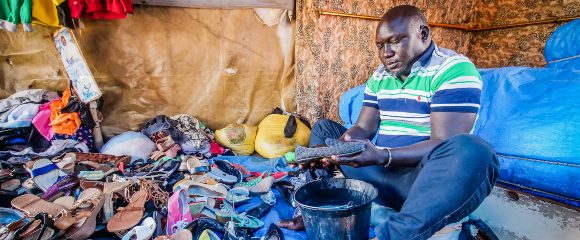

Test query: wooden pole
[317,10,580,31]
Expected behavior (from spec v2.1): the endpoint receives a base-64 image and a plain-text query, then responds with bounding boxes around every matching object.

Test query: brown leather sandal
[11,194,66,218]
[102,180,134,221]
[14,212,55,240]
[56,188,105,240]
[74,153,131,165]
[106,190,149,232]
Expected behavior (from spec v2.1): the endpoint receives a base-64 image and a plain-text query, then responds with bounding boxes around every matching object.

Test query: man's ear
[420,25,430,41]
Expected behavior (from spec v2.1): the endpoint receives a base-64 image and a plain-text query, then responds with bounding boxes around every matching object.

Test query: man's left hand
[327,139,387,167]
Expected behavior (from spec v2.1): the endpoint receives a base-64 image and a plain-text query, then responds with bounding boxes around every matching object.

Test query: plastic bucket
[294,178,378,240]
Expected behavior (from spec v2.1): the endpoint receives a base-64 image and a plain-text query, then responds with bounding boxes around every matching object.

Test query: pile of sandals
[0,114,295,240]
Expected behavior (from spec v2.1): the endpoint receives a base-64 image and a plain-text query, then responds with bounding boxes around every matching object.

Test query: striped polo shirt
[363,43,482,148]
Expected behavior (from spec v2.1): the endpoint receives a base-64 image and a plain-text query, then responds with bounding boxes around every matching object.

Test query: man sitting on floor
[278,5,499,240]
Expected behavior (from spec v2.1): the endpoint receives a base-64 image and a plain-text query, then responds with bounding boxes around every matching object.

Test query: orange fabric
[50,89,81,135]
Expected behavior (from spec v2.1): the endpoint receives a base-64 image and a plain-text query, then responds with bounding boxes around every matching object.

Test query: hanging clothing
[31,0,65,27]
[50,89,82,135]
[69,0,133,20]
[0,0,32,32]
[56,0,76,29]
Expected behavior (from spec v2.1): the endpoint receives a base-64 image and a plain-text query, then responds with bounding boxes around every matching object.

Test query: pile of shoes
[0,112,290,240]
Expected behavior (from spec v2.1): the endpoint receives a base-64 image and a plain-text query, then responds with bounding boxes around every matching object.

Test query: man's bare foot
[277,216,305,231]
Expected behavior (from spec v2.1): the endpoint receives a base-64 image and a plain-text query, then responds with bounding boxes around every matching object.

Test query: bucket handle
[306,201,355,211]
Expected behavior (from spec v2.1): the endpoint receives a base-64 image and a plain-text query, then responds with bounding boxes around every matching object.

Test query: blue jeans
[309,119,499,240]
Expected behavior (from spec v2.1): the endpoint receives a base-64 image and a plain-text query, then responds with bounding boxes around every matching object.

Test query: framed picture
[53,28,102,103]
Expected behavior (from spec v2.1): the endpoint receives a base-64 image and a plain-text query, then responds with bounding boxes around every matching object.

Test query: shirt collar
[412,42,435,70]
[377,42,436,79]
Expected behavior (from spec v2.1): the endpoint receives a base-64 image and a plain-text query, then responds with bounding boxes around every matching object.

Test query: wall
[295,0,477,124]
[2,1,577,134]
[295,0,579,124]
[468,0,580,68]
[0,7,295,137]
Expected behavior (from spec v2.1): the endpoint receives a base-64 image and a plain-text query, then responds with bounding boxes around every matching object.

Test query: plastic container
[294,178,378,240]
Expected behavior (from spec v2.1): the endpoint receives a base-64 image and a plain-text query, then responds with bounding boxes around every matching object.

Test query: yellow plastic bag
[255,114,311,158]
[215,123,257,156]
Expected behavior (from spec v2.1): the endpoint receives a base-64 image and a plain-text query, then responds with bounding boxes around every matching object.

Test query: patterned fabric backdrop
[469,0,580,68]
[295,0,476,124]
[296,0,579,124]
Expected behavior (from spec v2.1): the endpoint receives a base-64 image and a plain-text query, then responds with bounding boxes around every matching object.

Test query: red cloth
[69,0,132,20]
[210,141,225,155]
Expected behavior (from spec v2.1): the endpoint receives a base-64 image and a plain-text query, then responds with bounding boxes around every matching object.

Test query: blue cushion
[544,19,580,70]
[339,85,366,128]
[475,67,580,206]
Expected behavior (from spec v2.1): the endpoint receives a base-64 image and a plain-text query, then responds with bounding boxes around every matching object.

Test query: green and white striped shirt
[363,43,482,147]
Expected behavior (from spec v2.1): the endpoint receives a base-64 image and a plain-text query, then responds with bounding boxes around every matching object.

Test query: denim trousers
[309,119,499,240]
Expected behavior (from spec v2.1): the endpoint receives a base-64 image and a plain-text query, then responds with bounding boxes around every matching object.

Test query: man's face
[61,36,66,46]
[375,18,426,79]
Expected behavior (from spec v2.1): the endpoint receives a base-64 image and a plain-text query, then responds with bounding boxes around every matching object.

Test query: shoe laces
[56,191,102,218]
[72,191,102,209]
[140,179,169,208]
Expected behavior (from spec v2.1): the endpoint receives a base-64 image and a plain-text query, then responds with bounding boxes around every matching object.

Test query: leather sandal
[0,218,26,240]
[53,153,76,174]
[107,190,149,232]
[102,180,134,221]
[79,180,104,191]
[13,212,55,240]
[11,194,66,218]
[59,188,105,240]
[0,208,27,240]
[0,179,20,192]
[52,196,75,210]
[74,153,131,165]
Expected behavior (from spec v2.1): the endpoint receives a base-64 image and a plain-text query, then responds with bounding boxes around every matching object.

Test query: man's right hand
[289,155,336,170]
[278,215,305,230]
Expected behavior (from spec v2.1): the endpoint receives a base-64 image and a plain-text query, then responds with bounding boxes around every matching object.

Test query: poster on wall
[53,28,102,103]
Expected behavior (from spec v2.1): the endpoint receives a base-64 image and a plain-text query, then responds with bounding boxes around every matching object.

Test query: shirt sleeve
[363,75,379,109]
[430,59,482,113]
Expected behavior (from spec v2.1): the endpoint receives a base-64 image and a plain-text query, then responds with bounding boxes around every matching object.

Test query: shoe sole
[295,148,364,164]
